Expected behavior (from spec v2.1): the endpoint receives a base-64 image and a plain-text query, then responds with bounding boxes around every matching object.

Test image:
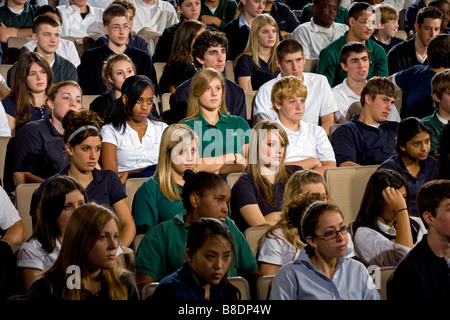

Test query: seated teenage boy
[331,76,398,166]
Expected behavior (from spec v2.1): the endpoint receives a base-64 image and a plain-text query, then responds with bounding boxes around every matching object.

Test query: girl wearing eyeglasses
[269,200,380,300]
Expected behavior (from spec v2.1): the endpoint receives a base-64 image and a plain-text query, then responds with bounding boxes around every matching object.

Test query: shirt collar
[238,14,251,30]
[376,219,397,236]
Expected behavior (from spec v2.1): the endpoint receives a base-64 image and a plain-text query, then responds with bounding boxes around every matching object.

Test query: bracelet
[394,208,407,214]
[233,153,237,164]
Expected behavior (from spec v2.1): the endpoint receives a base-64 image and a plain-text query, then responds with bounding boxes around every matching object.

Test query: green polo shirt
[422,109,447,153]
[316,31,389,87]
[132,175,185,234]
[0,2,39,30]
[183,113,250,158]
[201,0,237,30]
[135,213,258,281]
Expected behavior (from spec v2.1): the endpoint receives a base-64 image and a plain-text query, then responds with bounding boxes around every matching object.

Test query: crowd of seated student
[1,0,450,302]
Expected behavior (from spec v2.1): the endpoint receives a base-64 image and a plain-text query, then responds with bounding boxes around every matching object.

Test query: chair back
[244,225,271,257]
[15,183,41,238]
[228,276,251,300]
[125,177,149,209]
[256,275,274,300]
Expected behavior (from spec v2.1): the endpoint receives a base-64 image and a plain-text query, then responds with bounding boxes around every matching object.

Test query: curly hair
[62,109,103,146]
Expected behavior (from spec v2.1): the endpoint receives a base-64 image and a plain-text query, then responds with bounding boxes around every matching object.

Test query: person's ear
[47,99,55,111]
[185,248,193,263]
[364,93,372,106]
[32,33,38,43]
[103,25,109,35]
[422,210,434,226]
[190,193,200,209]
[65,143,74,156]
[122,94,128,105]
[341,62,348,72]
[414,23,419,33]
[348,16,356,27]
[274,102,282,111]
[195,56,205,67]
[432,93,441,104]
[305,236,318,248]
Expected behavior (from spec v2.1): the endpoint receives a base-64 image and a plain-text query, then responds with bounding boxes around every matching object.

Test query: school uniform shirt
[269,248,381,300]
[369,34,404,55]
[94,33,151,56]
[182,113,250,158]
[392,65,436,119]
[276,119,336,164]
[2,97,49,124]
[422,109,448,153]
[331,115,398,166]
[378,154,438,217]
[234,54,279,91]
[0,101,11,136]
[28,271,139,300]
[57,3,104,38]
[223,17,250,61]
[101,118,168,173]
[151,262,231,301]
[78,44,158,95]
[291,20,348,59]
[299,4,348,25]
[264,1,300,34]
[200,0,237,31]
[32,165,127,215]
[0,186,20,231]
[387,36,429,75]
[17,238,61,272]
[387,235,450,300]
[253,73,338,126]
[131,0,179,35]
[354,217,427,268]
[0,2,39,31]
[23,38,81,67]
[13,117,69,180]
[132,175,185,234]
[230,172,287,232]
[317,31,389,87]
[135,213,258,281]
[332,79,401,123]
[404,0,427,33]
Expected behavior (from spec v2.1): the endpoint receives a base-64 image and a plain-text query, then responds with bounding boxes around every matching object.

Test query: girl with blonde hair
[230,120,294,232]
[28,203,139,300]
[133,123,199,234]
[233,13,279,91]
[182,68,250,176]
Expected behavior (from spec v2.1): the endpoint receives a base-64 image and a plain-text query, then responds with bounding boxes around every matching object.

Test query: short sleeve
[234,55,254,79]
[100,124,119,147]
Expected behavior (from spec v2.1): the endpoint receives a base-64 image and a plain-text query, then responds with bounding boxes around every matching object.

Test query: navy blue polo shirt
[331,115,398,166]
[234,54,279,91]
[13,117,68,179]
[32,165,127,214]
[378,154,438,217]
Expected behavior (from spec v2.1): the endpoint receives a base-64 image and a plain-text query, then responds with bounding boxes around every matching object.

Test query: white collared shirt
[254,73,338,125]
[57,0,114,8]
[353,216,427,268]
[57,3,104,37]
[131,0,179,35]
[101,119,168,172]
[276,118,336,163]
[291,20,348,59]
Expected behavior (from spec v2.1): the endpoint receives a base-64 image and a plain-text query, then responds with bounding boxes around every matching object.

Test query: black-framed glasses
[316,225,349,241]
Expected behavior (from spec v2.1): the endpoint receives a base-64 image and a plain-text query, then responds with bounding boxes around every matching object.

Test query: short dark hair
[416,180,450,224]
[339,41,371,65]
[416,5,443,25]
[32,14,60,33]
[35,5,62,23]
[192,30,228,69]
[348,1,373,20]
[276,39,304,62]
[102,3,129,26]
[360,76,396,107]
[427,34,450,69]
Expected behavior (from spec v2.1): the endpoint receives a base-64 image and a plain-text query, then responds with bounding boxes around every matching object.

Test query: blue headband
[67,125,98,144]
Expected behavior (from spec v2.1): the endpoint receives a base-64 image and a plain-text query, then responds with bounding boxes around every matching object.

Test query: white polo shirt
[254,72,338,125]
[57,0,114,8]
[57,3,104,38]
[291,20,348,59]
[131,0,179,35]
[332,78,401,122]
[101,119,168,172]
[275,118,336,163]
[0,186,19,230]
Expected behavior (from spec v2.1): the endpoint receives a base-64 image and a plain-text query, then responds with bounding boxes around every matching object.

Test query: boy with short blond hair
[422,69,450,153]
[388,180,450,300]
[370,4,404,54]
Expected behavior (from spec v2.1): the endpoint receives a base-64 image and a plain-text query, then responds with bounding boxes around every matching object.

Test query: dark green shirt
[316,31,389,87]
[0,2,39,30]
[135,213,258,281]
[422,109,447,153]
[132,175,185,234]
[183,113,250,158]
[200,0,237,30]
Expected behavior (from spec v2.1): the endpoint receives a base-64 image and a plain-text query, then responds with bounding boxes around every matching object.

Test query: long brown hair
[8,51,53,128]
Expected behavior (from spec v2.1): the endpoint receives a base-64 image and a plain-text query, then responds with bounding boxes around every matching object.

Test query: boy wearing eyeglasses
[316,1,389,87]
[77,4,158,96]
